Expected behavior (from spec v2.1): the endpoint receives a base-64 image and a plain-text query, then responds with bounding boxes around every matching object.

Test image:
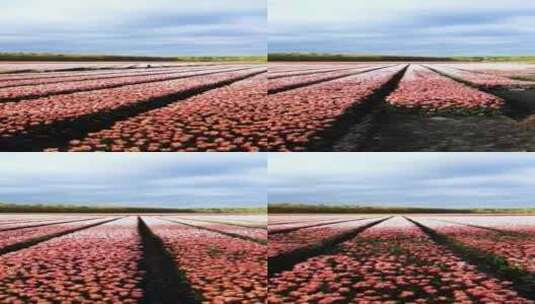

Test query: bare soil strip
[424,65,535,120]
[0,216,107,232]
[268,66,391,95]
[310,65,408,151]
[0,217,121,256]
[270,217,370,235]
[159,217,267,245]
[0,67,255,103]
[138,217,201,304]
[333,66,535,151]
[268,217,391,277]
[0,70,265,151]
[407,217,535,300]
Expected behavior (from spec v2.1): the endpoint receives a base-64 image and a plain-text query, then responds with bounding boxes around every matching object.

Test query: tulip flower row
[433,216,535,234]
[0,66,254,101]
[268,65,385,93]
[0,69,263,148]
[386,65,504,111]
[429,65,535,89]
[144,217,267,303]
[268,65,405,151]
[0,218,107,250]
[268,215,347,225]
[0,64,220,84]
[416,219,535,272]
[0,217,78,228]
[0,62,204,74]
[269,217,532,303]
[0,216,98,229]
[268,218,379,258]
[268,68,340,79]
[65,74,267,152]
[0,217,144,303]
[178,215,267,228]
[268,217,366,233]
[268,66,367,79]
[163,217,267,241]
[0,65,228,89]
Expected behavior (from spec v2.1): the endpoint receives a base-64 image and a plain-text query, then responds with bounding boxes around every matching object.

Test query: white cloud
[268,153,535,208]
[269,0,535,55]
[0,0,266,55]
[0,153,266,208]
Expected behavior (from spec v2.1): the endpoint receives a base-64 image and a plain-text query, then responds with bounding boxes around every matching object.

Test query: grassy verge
[268,204,535,214]
[0,52,267,63]
[0,203,266,214]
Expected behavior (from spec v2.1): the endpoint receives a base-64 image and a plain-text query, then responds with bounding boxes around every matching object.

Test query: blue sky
[0,153,266,208]
[0,0,266,56]
[269,0,535,56]
[268,153,535,208]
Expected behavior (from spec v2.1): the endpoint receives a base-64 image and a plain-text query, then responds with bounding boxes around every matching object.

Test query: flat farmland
[0,213,267,303]
[0,62,266,152]
[268,62,535,151]
[268,214,535,303]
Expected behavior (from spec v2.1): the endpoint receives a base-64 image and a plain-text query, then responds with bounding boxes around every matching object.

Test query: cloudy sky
[0,0,266,56]
[268,153,535,208]
[269,0,535,56]
[0,153,266,208]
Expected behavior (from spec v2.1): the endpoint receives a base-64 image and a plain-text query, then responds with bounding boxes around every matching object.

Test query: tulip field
[268,62,535,151]
[3,61,535,151]
[0,213,267,303]
[268,214,535,303]
[0,62,266,152]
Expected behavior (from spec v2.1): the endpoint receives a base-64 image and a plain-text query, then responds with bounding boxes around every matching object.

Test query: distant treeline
[0,52,267,63]
[0,203,266,214]
[269,204,535,214]
[269,52,535,63]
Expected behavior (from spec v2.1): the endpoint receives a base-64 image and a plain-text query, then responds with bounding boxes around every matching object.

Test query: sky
[0,153,267,208]
[268,153,535,208]
[269,0,535,56]
[0,0,266,56]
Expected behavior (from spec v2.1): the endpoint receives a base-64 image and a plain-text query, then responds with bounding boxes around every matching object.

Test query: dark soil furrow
[424,65,535,120]
[138,217,201,304]
[312,65,408,151]
[337,65,535,152]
